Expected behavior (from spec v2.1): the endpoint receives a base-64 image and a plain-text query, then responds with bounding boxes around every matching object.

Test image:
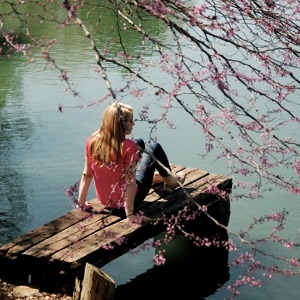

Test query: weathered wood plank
[49,172,231,268]
[0,210,91,255]
[142,167,208,205]
[144,173,230,216]
[52,219,142,265]
[22,214,121,258]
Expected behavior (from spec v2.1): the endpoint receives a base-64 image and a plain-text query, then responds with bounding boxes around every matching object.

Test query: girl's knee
[135,137,145,150]
[149,141,162,153]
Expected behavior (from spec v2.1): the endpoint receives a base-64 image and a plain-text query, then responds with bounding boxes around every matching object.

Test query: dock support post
[78,263,115,300]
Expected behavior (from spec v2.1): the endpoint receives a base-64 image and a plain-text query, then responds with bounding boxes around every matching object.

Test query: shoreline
[0,279,73,300]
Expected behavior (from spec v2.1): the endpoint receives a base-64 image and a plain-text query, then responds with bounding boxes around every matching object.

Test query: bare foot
[163,171,186,192]
[152,170,164,184]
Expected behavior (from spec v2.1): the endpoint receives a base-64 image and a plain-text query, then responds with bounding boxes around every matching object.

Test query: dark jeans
[134,138,172,211]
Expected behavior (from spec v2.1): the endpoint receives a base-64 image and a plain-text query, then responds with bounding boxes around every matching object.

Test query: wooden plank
[140,167,208,206]
[49,168,209,264]
[48,173,231,269]
[51,219,142,265]
[144,173,231,218]
[0,210,92,255]
[22,214,121,258]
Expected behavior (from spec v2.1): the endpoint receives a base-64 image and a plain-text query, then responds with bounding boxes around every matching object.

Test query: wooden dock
[0,165,232,298]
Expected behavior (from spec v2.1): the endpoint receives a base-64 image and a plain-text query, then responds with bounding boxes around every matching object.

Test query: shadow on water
[114,224,230,300]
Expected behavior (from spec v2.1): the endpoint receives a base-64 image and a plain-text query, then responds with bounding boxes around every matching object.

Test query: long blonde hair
[88,102,133,165]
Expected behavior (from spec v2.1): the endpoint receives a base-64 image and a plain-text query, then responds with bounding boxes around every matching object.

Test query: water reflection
[114,229,230,300]
[0,167,29,245]
[0,66,33,246]
[0,109,33,245]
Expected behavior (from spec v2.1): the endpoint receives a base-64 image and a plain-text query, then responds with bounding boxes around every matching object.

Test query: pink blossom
[292,160,300,175]
[240,168,249,176]
[284,241,294,249]
[153,251,166,266]
[290,186,300,194]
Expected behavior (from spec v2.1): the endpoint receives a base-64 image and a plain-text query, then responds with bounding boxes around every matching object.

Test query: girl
[77,102,185,223]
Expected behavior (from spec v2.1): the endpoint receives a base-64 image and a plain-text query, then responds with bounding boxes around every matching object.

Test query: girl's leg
[135,137,145,154]
[134,140,172,210]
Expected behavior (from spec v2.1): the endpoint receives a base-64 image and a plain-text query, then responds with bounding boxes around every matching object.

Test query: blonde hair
[88,102,133,165]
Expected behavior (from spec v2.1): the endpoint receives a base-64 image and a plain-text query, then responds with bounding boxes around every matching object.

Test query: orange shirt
[86,139,140,208]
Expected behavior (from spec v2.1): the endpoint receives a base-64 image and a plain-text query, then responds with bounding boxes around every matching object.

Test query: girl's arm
[124,161,137,219]
[78,157,94,209]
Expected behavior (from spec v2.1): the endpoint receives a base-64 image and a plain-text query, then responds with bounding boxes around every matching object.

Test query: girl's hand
[76,202,93,211]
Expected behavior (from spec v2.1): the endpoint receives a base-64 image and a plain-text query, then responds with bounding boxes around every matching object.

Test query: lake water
[1,2,299,299]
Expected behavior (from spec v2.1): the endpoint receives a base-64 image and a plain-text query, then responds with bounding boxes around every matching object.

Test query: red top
[85,138,140,208]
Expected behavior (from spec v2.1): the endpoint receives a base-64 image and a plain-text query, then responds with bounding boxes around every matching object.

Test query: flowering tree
[1,0,300,298]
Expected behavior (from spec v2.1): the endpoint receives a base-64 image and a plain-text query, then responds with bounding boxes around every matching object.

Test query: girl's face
[125,116,135,135]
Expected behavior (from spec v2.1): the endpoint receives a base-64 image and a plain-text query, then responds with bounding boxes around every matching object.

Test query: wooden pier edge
[0,165,232,298]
